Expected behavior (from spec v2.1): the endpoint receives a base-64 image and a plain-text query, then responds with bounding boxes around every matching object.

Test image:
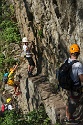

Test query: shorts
[3,77,8,84]
[60,88,81,106]
[26,57,35,66]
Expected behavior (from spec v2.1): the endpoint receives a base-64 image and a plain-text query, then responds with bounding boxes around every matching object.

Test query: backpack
[58,59,80,91]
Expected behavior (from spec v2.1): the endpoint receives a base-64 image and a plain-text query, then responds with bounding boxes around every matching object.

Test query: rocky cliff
[5,0,83,124]
[12,0,83,83]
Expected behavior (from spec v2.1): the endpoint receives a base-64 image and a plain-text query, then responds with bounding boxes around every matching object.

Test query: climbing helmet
[69,44,80,54]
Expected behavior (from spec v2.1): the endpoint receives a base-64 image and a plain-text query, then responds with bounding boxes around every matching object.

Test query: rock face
[12,0,83,83]
[7,0,83,124]
[16,58,83,125]
[17,59,66,124]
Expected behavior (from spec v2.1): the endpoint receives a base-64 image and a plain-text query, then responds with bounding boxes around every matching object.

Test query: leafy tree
[0,0,21,44]
[0,20,21,44]
[0,106,53,125]
[25,105,51,125]
[0,0,21,79]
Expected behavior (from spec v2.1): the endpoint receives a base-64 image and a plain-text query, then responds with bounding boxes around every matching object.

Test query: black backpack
[58,59,79,91]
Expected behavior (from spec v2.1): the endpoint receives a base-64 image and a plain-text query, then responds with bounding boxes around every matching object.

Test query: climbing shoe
[64,117,70,122]
[64,118,80,124]
[64,117,74,122]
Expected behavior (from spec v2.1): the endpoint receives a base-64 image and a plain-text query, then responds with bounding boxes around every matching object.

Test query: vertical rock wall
[8,0,83,124]
[17,60,65,124]
[12,0,83,84]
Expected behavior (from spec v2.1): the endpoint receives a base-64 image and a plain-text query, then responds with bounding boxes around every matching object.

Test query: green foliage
[0,72,3,81]
[0,0,21,44]
[5,57,17,66]
[38,29,43,38]
[1,111,16,125]
[1,110,26,125]
[0,53,5,80]
[0,0,21,76]
[9,4,15,16]
[25,105,51,125]
[0,106,51,125]
[0,53,5,69]
[0,55,18,80]
[1,0,15,20]
[0,20,21,44]
[0,53,5,58]
[0,53,17,68]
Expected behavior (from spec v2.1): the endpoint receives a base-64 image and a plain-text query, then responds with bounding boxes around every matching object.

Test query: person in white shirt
[22,37,35,77]
[63,44,83,123]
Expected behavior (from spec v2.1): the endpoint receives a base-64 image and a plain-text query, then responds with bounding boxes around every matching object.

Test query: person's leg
[14,81,20,93]
[61,89,71,121]
[65,91,76,121]
[28,65,35,77]
[27,57,35,76]
[14,85,17,94]
[26,58,31,73]
[66,105,71,120]
[28,64,31,72]
[30,65,35,73]
[29,57,35,73]
[17,83,21,92]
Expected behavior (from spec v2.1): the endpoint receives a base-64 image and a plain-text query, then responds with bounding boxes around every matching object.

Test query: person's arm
[79,74,83,82]
[29,41,33,50]
[78,62,83,83]
[26,43,33,53]
[26,46,29,51]
[13,64,18,71]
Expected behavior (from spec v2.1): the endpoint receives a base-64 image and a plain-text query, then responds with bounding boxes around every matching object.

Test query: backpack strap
[65,59,79,66]
[70,60,79,65]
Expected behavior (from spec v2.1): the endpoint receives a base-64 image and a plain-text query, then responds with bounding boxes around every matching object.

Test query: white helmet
[22,37,28,42]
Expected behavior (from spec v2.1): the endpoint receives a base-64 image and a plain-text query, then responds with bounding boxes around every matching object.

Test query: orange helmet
[69,44,80,54]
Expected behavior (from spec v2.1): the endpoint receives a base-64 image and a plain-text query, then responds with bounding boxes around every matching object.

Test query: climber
[6,98,13,110]
[2,68,9,91]
[0,101,5,117]
[7,63,21,95]
[1,102,5,112]
[61,44,83,123]
[22,37,35,77]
